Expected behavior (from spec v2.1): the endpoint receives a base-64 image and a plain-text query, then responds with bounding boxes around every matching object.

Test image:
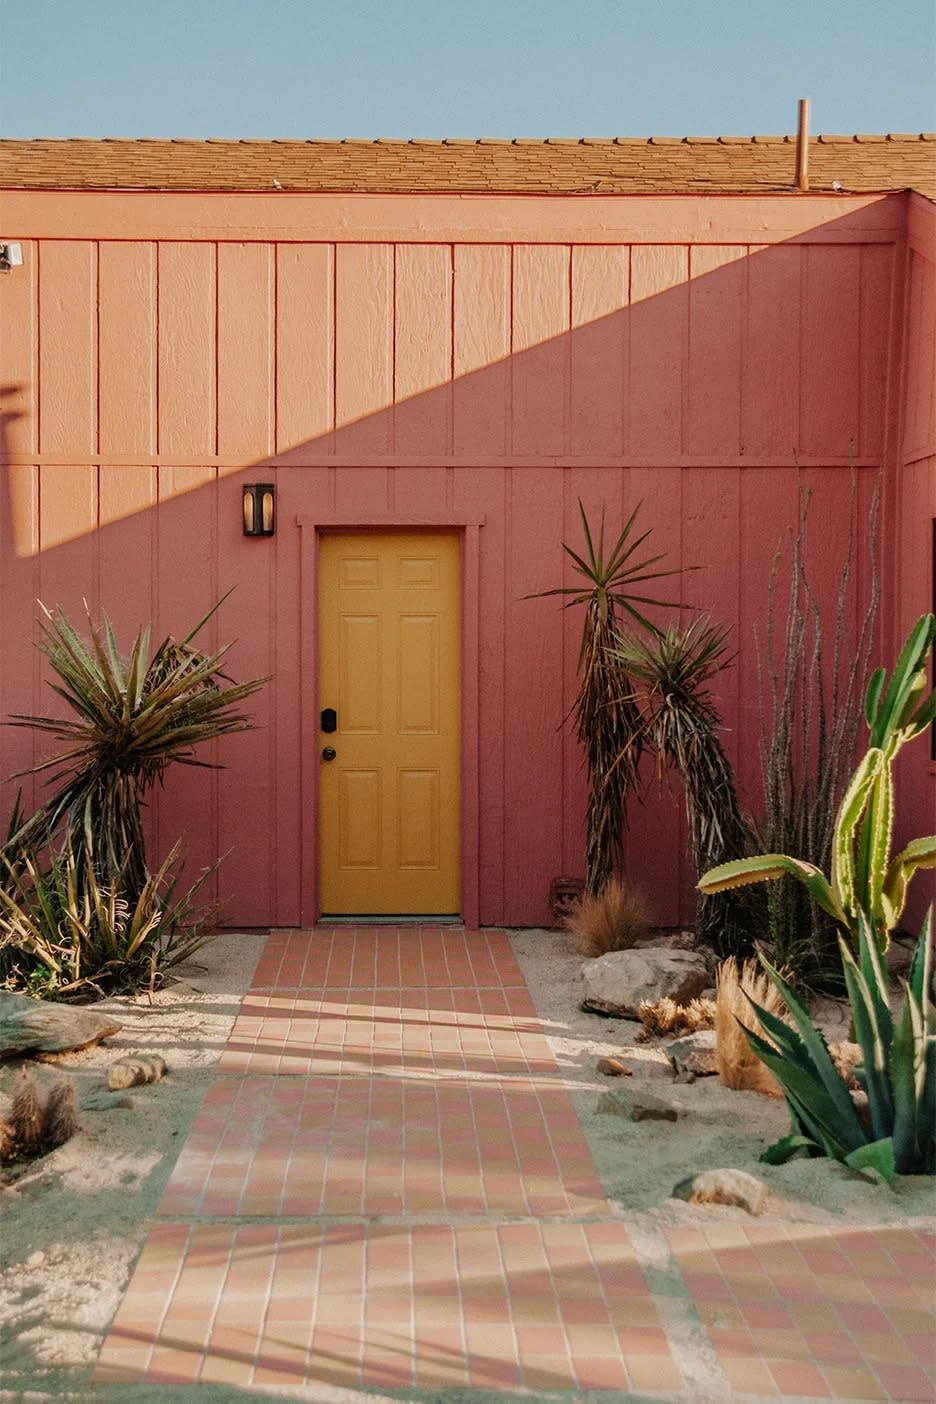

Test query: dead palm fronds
[529,500,686,895]
[757,467,880,989]
[612,617,758,957]
[715,956,786,1096]
[563,875,652,956]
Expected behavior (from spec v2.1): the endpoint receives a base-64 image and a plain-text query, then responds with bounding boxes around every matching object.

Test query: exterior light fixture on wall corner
[0,242,23,272]
[242,483,275,536]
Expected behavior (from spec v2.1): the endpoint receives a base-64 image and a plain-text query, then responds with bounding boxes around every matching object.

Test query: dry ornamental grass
[715,956,787,1096]
[635,995,717,1038]
[563,876,652,957]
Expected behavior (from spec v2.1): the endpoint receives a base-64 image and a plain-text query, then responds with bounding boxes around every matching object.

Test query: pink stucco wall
[0,189,930,929]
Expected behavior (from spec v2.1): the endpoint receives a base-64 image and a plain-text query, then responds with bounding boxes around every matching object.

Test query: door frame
[298,510,485,929]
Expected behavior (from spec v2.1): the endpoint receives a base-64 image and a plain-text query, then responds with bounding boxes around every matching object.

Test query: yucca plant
[529,501,686,895]
[699,615,936,954]
[612,617,757,957]
[742,908,935,1181]
[5,598,266,907]
[0,826,217,997]
[1,598,266,996]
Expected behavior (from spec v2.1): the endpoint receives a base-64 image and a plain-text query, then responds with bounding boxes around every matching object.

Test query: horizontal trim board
[1,455,886,470]
[298,513,486,528]
[1,190,907,245]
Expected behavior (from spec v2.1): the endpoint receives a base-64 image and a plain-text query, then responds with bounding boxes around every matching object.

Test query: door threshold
[319,914,463,925]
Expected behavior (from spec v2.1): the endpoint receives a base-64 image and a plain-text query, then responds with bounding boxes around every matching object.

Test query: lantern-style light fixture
[242,483,275,537]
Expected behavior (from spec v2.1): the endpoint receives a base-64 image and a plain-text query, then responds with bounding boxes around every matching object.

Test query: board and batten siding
[0,190,926,928]
[896,196,936,931]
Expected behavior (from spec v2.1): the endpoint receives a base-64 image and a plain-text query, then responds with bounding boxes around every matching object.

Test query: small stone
[664,1030,719,1076]
[107,1055,168,1091]
[597,1056,632,1077]
[672,1168,768,1215]
[597,1088,679,1122]
[673,1068,696,1084]
[25,1251,45,1268]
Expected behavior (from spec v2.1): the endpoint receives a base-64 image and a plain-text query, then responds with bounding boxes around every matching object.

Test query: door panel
[319,531,460,914]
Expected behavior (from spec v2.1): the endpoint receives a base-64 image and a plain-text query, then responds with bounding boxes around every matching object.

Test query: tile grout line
[192,1225,238,1387]
[629,1219,736,1402]
[534,1218,586,1390]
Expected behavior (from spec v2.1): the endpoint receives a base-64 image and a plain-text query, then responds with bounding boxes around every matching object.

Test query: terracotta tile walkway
[95,927,936,1399]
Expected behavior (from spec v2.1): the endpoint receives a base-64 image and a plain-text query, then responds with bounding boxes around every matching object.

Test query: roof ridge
[1,133,935,145]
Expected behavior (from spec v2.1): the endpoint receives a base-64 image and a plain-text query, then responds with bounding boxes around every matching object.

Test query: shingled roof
[1,135,934,198]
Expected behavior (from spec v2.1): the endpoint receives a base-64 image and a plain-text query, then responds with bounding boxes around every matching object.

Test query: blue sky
[2,0,934,139]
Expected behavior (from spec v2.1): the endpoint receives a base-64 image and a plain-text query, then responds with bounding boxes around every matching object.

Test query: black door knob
[321,746,337,761]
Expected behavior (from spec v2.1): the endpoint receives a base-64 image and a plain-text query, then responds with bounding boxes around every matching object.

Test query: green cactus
[699,615,936,952]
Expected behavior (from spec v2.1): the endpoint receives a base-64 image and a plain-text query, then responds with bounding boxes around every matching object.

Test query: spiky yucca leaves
[612,618,757,957]
[0,830,217,998]
[5,598,267,909]
[529,501,685,895]
[563,876,651,956]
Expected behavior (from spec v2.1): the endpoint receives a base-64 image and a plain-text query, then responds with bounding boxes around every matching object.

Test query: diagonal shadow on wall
[0,200,911,926]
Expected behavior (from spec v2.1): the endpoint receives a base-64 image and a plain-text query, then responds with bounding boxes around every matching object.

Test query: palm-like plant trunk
[528,501,685,900]
[612,618,759,957]
[677,716,755,956]
[578,598,642,895]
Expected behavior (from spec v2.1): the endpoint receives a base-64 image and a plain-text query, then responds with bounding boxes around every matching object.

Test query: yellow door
[318,531,460,915]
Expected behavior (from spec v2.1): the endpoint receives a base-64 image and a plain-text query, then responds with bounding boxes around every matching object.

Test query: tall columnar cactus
[699,615,936,952]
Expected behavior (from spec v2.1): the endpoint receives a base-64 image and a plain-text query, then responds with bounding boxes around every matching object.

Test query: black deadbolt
[321,707,337,733]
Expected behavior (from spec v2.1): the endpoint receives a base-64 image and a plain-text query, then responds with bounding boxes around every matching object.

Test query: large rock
[581,948,709,1018]
[0,992,122,1058]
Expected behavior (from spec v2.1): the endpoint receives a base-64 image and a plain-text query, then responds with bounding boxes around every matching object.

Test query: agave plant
[529,500,686,895]
[742,908,935,1181]
[611,617,758,957]
[699,615,936,953]
[5,597,267,908]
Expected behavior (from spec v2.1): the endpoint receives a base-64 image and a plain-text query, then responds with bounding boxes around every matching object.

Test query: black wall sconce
[242,483,275,537]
